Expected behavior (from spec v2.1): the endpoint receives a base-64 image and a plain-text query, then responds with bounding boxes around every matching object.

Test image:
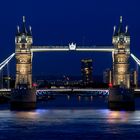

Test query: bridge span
[0,88,140,99]
[36,88,109,92]
[1,88,140,93]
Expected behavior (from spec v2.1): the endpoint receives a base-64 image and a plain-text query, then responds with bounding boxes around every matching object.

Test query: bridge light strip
[76,48,114,52]
[131,53,140,64]
[131,53,140,66]
[0,89,11,92]
[0,53,15,70]
[0,53,15,67]
[36,88,109,92]
[31,46,115,52]
[132,54,140,64]
[31,48,70,52]
[0,53,15,68]
[134,89,140,92]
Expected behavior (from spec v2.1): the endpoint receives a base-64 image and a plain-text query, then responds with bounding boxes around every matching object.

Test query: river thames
[0,95,140,139]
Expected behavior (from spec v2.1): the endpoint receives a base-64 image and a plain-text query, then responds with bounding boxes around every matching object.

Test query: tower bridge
[15,16,130,89]
[1,16,140,109]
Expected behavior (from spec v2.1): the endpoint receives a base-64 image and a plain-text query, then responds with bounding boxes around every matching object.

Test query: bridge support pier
[11,87,36,110]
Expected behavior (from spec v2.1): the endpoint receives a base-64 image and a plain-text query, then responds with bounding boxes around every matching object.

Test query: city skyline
[0,0,139,76]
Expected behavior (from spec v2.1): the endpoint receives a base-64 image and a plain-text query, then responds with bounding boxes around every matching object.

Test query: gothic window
[118,67,125,73]
[118,57,126,63]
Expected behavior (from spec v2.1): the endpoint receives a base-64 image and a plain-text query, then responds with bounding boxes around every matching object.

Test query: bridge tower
[15,16,32,88]
[11,16,36,110]
[112,16,130,88]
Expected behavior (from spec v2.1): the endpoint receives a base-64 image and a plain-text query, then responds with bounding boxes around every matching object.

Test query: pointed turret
[112,16,130,45]
[16,26,20,36]
[113,16,126,37]
[15,16,33,44]
[113,26,117,36]
[28,26,32,36]
[112,16,130,46]
[118,16,124,34]
[125,25,129,36]
[21,16,27,34]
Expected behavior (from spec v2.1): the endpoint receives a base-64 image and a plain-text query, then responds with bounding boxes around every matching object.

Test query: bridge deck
[36,88,109,92]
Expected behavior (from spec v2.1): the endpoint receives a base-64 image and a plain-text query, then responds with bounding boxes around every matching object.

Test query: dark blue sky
[0,0,140,76]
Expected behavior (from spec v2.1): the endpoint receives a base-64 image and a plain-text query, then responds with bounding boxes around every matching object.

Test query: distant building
[130,70,138,87]
[103,69,112,84]
[0,75,14,89]
[81,59,93,86]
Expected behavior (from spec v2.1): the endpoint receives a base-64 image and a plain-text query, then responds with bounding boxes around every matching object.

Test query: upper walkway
[31,43,114,52]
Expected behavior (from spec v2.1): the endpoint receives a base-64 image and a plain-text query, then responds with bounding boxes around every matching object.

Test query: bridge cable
[131,53,140,66]
[0,53,15,70]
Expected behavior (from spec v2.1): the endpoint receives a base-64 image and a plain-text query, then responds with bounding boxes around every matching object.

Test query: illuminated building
[15,16,33,88]
[112,16,130,88]
[81,59,93,85]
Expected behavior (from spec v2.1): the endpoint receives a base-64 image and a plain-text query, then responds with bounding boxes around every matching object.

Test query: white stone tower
[112,16,130,88]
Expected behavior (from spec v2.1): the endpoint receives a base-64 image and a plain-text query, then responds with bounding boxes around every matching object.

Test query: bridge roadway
[36,88,109,92]
[0,88,140,96]
[0,88,109,95]
[0,88,109,92]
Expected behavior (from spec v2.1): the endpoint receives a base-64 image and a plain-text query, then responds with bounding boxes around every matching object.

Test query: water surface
[0,95,140,140]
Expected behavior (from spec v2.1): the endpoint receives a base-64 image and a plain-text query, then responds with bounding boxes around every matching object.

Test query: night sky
[0,0,140,77]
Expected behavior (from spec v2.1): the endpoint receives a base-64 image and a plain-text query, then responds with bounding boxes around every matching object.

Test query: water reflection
[78,95,81,101]
[67,95,70,100]
[107,111,130,123]
[10,109,140,126]
[1,102,140,139]
[90,95,93,101]
[14,111,40,119]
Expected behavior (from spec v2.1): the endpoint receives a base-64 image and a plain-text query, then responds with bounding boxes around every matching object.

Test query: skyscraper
[81,59,93,86]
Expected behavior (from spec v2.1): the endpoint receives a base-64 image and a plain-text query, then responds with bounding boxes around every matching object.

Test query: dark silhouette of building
[103,68,112,84]
[130,69,138,88]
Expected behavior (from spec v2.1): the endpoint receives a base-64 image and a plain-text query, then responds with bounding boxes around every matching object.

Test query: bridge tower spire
[112,16,130,88]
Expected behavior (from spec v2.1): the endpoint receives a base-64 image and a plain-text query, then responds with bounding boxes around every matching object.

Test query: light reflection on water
[0,96,140,139]
[106,110,130,123]
[6,109,140,125]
